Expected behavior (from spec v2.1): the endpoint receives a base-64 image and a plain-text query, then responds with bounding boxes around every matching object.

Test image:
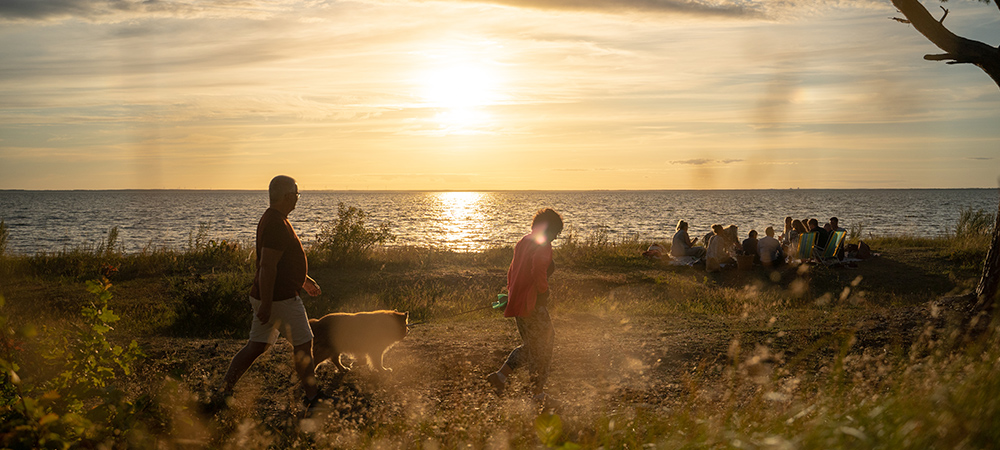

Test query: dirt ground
[131,295,935,447]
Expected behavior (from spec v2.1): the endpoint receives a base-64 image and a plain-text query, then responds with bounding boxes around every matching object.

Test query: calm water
[0,190,995,255]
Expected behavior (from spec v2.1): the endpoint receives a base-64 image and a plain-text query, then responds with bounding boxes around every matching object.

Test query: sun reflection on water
[433,191,489,251]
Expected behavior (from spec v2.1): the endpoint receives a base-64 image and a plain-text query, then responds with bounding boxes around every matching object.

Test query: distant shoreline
[1,188,996,193]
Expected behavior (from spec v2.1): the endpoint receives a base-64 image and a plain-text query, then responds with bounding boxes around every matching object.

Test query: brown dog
[309,310,408,372]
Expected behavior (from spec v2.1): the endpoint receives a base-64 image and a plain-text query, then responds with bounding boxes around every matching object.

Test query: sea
[0,189,996,255]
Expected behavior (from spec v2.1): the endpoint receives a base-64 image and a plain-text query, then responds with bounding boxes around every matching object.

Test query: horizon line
[1,187,997,193]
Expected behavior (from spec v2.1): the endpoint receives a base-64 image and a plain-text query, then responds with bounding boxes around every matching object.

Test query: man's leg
[223,340,271,393]
[524,307,554,395]
[293,339,319,400]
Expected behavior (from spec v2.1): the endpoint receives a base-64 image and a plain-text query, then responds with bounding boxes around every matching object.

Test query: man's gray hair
[269,175,297,204]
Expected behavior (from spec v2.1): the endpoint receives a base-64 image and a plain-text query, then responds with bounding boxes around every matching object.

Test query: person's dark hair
[792,220,807,233]
[676,220,688,231]
[830,217,839,224]
[532,208,564,238]
[749,230,758,238]
[808,218,819,228]
[711,224,724,234]
[765,226,775,237]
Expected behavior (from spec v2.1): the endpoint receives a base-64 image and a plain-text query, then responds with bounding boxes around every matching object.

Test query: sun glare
[419,63,503,131]
[421,64,499,109]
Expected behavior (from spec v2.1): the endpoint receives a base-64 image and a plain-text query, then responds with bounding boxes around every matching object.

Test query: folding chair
[792,232,816,264]
[816,230,846,267]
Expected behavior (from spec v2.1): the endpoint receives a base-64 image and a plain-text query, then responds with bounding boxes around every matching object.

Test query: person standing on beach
[213,175,325,411]
[487,208,563,408]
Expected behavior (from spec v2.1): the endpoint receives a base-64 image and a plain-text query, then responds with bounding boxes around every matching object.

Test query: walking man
[215,175,325,411]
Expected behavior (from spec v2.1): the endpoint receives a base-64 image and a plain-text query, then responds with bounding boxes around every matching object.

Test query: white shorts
[248,296,315,346]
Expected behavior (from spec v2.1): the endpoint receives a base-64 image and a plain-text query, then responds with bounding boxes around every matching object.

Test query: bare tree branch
[892,0,1000,89]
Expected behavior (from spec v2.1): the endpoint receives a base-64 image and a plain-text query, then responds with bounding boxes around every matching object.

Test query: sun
[418,63,503,130]
[420,64,499,109]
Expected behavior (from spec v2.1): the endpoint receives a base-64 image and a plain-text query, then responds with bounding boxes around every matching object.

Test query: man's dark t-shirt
[250,207,307,301]
[813,227,830,249]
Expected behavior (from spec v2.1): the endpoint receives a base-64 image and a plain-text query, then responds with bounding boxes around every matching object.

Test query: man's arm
[256,247,283,324]
[531,245,551,295]
[302,275,322,297]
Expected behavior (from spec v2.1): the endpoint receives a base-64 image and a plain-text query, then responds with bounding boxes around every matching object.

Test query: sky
[0,0,998,191]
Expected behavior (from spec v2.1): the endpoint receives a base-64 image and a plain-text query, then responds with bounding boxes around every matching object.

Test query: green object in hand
[493,293,508,309]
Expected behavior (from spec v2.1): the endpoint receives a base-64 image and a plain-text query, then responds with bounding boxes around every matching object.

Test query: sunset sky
[1,0,998,191]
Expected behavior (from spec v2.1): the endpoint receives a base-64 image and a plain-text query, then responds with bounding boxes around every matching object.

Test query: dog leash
[407,293,509,327]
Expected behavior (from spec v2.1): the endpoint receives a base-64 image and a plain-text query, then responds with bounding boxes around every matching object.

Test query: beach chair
[816,230,846,267]
[792,232,816,263]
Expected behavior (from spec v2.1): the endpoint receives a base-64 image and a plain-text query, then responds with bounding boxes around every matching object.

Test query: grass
[0,216,997,448]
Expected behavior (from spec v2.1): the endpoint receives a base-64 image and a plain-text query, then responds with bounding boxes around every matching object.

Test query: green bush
[167,271,252,337]
[312,202,395,266]
[0,280,147,449]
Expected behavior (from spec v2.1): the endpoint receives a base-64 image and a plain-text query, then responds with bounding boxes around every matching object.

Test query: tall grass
[558,227,650,268]
[0,219,8,258]
[955,206,995,239]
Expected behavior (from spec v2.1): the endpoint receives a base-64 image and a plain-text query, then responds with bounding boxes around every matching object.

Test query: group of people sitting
[644,216,847,271]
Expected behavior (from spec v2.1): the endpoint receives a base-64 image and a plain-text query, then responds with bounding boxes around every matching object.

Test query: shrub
[312,203,395,266]
[167,271,252,337]
[0,280,147,448]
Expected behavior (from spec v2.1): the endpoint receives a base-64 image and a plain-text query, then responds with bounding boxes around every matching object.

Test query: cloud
[671,158,712,165]
[0,0,773,23]
[457,0,767,18]
[967,157,994,161]
[671,158,743,165]
[0,0,287,22]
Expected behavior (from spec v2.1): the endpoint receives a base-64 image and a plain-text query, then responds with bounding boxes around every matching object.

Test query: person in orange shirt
[487,208,563,408]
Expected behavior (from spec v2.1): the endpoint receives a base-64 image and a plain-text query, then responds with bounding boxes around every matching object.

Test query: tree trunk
[973,192,1000,313]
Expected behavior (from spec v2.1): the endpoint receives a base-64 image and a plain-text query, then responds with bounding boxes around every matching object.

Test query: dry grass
[1,229,997,448]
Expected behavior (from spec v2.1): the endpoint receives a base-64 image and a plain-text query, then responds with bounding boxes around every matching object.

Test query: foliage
[0,218,8,257]
[167,271,252,337]
[557,227,649,268]
[312,202,395,266]
[0,280,147,449]
[955,206,995,239]
[847,222,866,244]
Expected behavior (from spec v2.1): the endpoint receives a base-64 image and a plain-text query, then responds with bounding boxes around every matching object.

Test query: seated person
[829,216,846,259]
[758,226,783,266]
[670,220,706,259]
[785,219,808,257]
[706,224,733,271]
[830,216,845,233]
[808,218,830,251]
[643,243,665,260]
[724,225,740,253]
[781,216,793,245]
[742,230,759,263]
